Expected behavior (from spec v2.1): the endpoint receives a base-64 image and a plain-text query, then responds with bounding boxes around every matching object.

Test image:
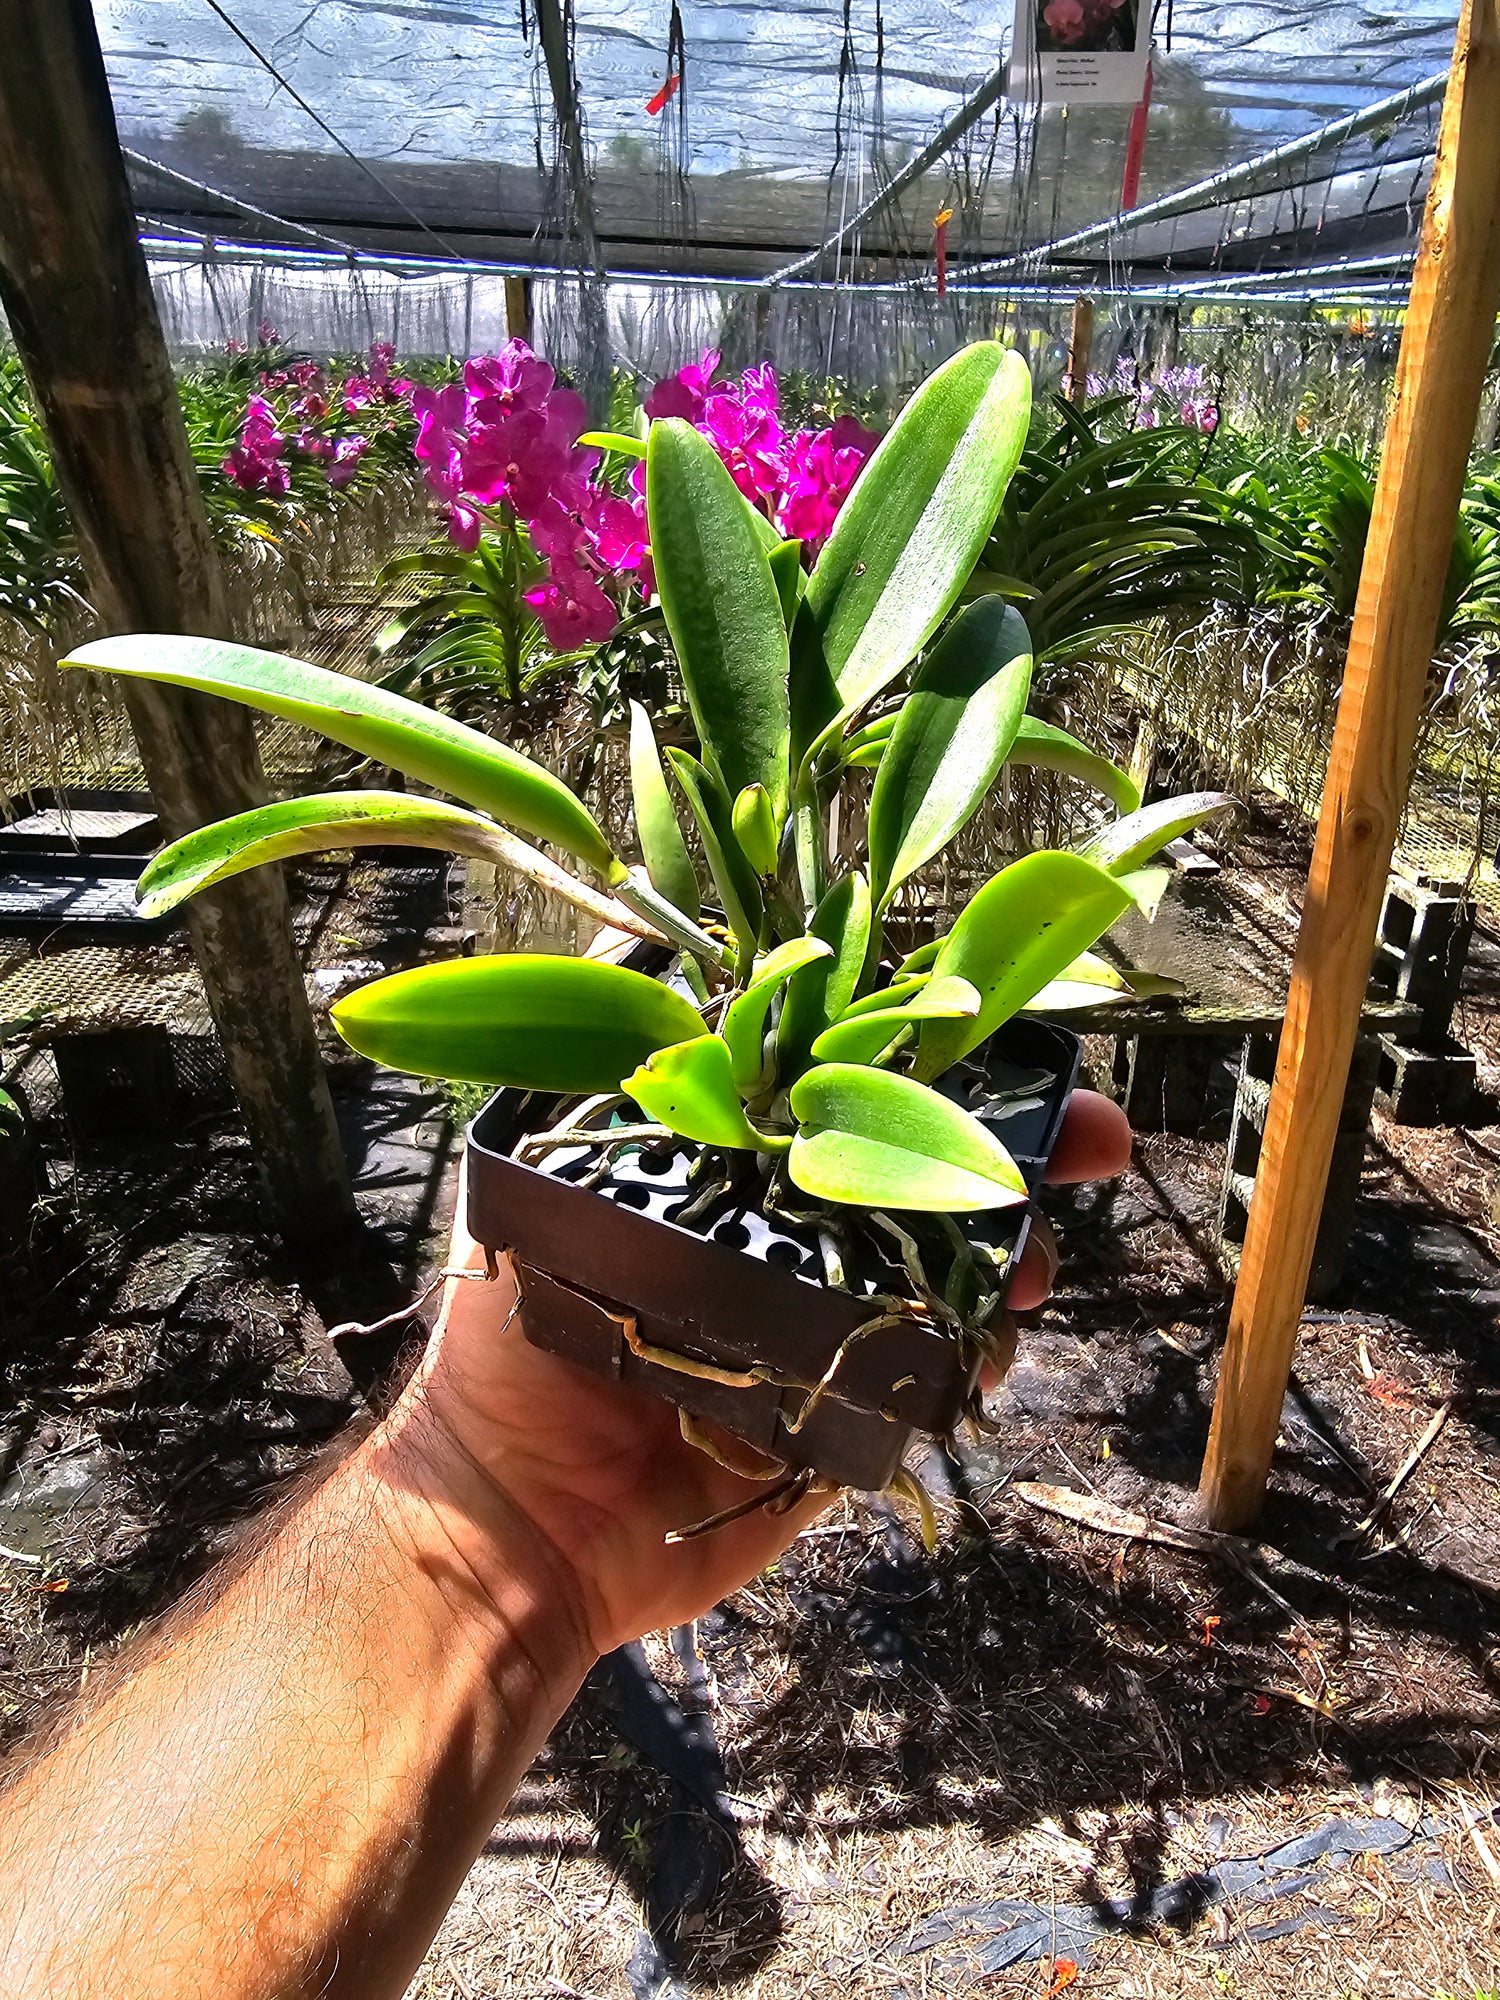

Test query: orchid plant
[65,341,1228,1224]
[375,345,881,716]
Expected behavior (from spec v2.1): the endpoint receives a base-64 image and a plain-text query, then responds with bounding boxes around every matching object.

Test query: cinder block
[1219,1031,1380,1302]
[1113,1034,1234,1135]
[1369,875,1476,1047]
[1376,1033,1477,1127]
[55,1027,179,1139]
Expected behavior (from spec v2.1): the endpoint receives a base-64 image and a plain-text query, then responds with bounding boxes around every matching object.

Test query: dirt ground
[2,825,1499,1999]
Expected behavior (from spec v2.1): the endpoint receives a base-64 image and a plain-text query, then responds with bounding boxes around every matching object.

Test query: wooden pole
[504,274,534,346]
[1197,0,1500,1531]
[0,0,356,1241]
[1066,295,1095,405]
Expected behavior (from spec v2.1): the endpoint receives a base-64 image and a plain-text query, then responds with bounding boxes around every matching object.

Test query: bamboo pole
[1067,296,1095,404]
[0,0,356,1241]
[1197,0,1500,1532]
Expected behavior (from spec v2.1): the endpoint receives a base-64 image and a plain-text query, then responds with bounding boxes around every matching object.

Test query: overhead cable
[198,0,465,263]
[767,57,1011,286]
[124,148,359,257]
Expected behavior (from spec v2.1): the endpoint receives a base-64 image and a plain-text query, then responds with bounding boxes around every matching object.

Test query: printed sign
[1010,0,1151,104]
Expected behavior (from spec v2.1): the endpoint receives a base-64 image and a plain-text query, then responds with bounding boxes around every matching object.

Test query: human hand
[389,1089,1130,1660]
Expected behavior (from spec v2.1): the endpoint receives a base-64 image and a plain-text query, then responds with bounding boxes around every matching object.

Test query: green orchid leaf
[1007,716,1141,814]
[628,699,699,919]
[810,975,981,1066]
[913,851,1134,1081]
[744,498,782,554]
[623,1034,788,1152]
[1022,949,1133,1012]
[804,344,1031,714]
[893,938,943,978]
[1023,952,1186,1011]
[866,597,1034,909]
[788,604,842,780]
[720,936,835,1089]
[788,1063,1028,1212]
[1117,866,1171,919]
[647,419,791,821]
[768,538,806,631]
[330,955,705,1092]
[664,749,764,963]
[1076,791,1235,874]
[64,635,614,873]
[578,430,647,458]
[133,790,660,942]
[731,783,780,878]
[776,871,873,1080]
[841,713,896,770]
[835,973,930,1019]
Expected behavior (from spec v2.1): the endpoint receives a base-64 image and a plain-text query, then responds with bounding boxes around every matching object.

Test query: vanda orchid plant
[65,342,1226,1229]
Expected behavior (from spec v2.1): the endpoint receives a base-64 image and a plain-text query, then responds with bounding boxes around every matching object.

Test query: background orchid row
[220,338,414,497]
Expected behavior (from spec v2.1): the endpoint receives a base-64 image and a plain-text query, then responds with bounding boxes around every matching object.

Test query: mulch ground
[2,822,1499,1998]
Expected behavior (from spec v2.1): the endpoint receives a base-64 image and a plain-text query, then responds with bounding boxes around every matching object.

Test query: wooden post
[0,0,356,1241]
[1066,294,1094,404]
[504,274,534,346]
[1196,0,1500,1531]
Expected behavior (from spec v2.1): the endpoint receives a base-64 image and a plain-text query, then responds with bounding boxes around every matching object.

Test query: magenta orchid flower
[411,382,469,498]
[524,561,619,649]
[326,436,370,488]
[446,501,483,553]
[466,341,555,414]
[643,349,723,423]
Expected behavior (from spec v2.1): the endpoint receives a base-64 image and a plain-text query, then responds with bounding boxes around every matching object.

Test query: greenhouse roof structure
[101,0,1458,296]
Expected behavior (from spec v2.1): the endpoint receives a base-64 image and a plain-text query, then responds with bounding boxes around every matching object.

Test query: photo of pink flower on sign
[1035,0,1137,54]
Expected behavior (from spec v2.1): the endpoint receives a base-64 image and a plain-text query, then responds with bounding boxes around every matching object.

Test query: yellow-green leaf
[721,936,834,1089]
[331,955,705,1092]
[628,700,699,919]
[788,1063,1027,1211]
[623,1034,788,1151]
[65,635,614,873]
[647,419,791,821]
[913,851,1134,1080]
[805,344,1032,713]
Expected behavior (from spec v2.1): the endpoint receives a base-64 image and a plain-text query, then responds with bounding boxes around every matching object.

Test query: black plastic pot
[467,1016,1080,1490]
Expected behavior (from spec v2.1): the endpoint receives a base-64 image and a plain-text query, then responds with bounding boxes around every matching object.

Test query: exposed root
[887,1465,941,1552]
[516,1121,671,1165]
[618,1312,810,1394]
[325,1263,496,1341]
[782,1312,911,1436]
[868,1212,963,1327]
[665,1466,825,1543]
[678,1409,788,1480]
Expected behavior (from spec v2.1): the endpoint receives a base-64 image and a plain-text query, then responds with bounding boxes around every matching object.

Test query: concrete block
[1376,1033,1477,1127]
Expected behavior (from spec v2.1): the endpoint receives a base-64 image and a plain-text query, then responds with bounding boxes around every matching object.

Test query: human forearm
[0,1400,593,2000]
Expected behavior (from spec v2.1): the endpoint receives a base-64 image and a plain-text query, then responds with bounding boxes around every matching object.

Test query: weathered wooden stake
[504,274,534,346]
[0,0,356,1241]
[1197,0,1500,1530]
[1066,295,1095,404]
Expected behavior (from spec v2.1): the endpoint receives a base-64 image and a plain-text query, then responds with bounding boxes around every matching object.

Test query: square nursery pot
[467,992,1081,1491]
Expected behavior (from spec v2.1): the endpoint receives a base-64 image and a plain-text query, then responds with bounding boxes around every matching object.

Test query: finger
[977,1314,1019,1392]
[1007,1215,1058,1312]
[1044,1088,1132,1185]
